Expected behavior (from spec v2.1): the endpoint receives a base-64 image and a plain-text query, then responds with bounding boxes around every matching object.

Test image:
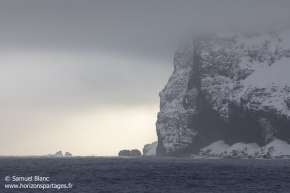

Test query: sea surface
[0,157,290,193]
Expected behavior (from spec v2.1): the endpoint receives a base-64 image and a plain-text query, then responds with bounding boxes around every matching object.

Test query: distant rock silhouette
[118,149,142,156]
[118,150,131,156]
[65,152,73,157]
[54,150,63,157]
[130,149,142,156]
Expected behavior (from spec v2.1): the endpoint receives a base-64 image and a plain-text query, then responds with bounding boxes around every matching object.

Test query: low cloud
[0,0,289,155]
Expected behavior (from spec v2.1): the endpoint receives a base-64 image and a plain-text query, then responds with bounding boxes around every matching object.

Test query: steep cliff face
[143,141,157,156]
[156,29,290,156]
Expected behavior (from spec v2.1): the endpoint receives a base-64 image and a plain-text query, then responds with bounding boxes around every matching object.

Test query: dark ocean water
[0,157,290,193]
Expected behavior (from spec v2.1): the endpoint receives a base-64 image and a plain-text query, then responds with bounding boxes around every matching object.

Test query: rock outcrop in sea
[143,141,158,156]
[45,150,73,157]
[65,152,73,157]
[118,149,142,157]
[156,28,290,157]
[54,150,63,157]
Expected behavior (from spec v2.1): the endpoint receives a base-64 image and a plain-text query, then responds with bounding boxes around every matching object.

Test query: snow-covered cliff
[156,28,290,156]
[143,141,157,156]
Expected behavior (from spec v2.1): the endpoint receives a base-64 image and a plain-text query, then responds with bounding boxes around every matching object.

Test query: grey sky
[0,0,290,156]
[1,1,290,56]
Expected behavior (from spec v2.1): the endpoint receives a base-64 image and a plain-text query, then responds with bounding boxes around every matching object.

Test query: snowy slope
[254,139,290,158]
[143,141,158,156]
[223,143,260,158]
[197,139,290,158]
[199,140,230,157]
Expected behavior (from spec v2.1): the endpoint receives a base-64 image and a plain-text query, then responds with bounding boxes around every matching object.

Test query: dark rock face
[118,149,142,156]
[130,149,142,156]
[156,29,290,157]
[118,150,131,156]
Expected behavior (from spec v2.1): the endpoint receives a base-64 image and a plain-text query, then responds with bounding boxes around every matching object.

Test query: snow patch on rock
[255,139,290,158]
[199,140,230,157]
[143,141,158,156]
[223,142,260,158]
[198,139,290,158]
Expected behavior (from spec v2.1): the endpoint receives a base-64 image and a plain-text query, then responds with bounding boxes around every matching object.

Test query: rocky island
[118,149,142,157]
[54,150,63,157]
[144,28,290,158]
[65,152,73,157]
[45,150,73,157]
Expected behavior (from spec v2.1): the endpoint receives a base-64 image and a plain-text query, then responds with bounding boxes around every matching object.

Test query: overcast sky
[1,0,290,156]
